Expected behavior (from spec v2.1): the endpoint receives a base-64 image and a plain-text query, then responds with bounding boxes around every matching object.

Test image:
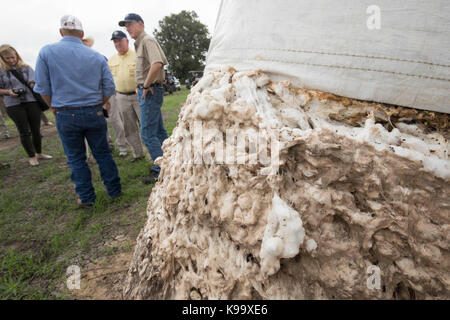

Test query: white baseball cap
[60,15,83,31]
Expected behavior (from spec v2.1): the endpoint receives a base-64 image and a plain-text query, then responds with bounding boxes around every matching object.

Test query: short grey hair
[60,28,83,38]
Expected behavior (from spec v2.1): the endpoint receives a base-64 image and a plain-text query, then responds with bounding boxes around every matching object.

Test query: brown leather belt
[55,105,101,111]
[116,91,136,96]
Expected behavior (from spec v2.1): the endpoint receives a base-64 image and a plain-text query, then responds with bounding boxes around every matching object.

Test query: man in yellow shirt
[107,30,145,161]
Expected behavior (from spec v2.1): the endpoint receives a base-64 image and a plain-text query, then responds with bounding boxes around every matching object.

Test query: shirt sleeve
[101,59,116,97]
[33,49,52,96]
[26,66,35,83]
[144,38,165,65]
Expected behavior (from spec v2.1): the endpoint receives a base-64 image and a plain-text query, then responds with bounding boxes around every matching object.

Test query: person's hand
[103,101,111,112]
[142,87,154,101]
[8,89,18,98]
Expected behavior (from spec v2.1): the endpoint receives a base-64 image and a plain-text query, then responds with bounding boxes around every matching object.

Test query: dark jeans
[137,87,168,173]
[55,106,121,204]
[6,102,42,157]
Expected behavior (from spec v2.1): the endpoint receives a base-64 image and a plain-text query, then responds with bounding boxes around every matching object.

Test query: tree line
[154,10,211,82]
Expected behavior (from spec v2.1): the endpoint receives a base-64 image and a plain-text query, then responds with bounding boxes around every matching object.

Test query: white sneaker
[119,151,128,157]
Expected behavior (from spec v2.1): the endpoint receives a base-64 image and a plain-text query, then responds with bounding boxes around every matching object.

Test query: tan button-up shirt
[134,31,168,85]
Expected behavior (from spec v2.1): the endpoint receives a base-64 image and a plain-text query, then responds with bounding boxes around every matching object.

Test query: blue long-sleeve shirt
[34,36,115,107]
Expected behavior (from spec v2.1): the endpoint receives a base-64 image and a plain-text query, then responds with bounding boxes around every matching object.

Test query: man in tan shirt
[107,30,145,162]
[119,13,168,184]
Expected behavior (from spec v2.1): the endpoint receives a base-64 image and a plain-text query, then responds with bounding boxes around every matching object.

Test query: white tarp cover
[206,0,450,113]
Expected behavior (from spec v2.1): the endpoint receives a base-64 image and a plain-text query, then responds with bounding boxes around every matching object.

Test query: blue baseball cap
[118,13,144,27]
[111,30,127,40]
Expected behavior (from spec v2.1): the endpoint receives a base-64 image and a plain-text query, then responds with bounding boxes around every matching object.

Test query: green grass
[0,89,189,299]
[162,89,189,135]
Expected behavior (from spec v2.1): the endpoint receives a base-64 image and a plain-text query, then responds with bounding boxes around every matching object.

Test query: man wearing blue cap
[119,13,168,184]
[107,30,145,163]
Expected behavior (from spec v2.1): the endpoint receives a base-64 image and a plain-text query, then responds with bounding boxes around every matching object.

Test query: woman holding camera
[0,44,52,166]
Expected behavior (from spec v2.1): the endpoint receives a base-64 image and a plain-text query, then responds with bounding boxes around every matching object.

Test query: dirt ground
[1,120,142,300]
[0,90,187,300]
[0,121,58,152]
[72,245,134,300]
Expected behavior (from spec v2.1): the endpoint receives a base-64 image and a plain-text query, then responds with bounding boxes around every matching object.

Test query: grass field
[0,89,189,299]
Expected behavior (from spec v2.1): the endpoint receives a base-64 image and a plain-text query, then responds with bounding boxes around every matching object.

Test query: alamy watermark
[66,265,81,290]
[366,265,381,290]
[173,121,281,174]
[367,5,381,30]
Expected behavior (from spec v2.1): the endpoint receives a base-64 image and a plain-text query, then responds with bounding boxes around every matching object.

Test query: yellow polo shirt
[108,50,137,93]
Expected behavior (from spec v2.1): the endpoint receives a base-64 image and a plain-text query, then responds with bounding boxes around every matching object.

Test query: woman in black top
[0,44,52,166]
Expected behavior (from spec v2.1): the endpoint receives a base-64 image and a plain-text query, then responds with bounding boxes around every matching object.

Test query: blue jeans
[55,106,121,204]
[138,87,168,173]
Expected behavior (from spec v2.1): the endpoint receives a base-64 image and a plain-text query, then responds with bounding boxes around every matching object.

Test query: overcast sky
[0,0,221,68]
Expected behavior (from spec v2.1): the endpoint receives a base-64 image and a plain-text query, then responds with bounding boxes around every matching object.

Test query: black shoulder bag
[8,69,49,111]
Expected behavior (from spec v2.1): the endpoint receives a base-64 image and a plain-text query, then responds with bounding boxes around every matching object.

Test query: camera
[12,88,26,96]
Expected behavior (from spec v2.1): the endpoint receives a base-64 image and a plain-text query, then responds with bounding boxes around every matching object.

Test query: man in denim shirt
[34,15,121,207]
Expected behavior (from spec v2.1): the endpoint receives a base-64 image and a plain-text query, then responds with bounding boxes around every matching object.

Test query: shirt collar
[134,31,147,48]
[120,49,130,57]
[61,36,83,44]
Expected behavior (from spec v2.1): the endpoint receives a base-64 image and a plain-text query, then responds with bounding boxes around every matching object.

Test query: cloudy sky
[0,0,221,68]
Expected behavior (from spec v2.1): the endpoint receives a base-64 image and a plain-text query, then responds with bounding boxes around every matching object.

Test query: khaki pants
[109,94,129,154]
[114,92,144,158]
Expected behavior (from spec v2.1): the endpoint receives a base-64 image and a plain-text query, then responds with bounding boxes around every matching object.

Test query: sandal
[38,154,53,160]
[29,158,39,166]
